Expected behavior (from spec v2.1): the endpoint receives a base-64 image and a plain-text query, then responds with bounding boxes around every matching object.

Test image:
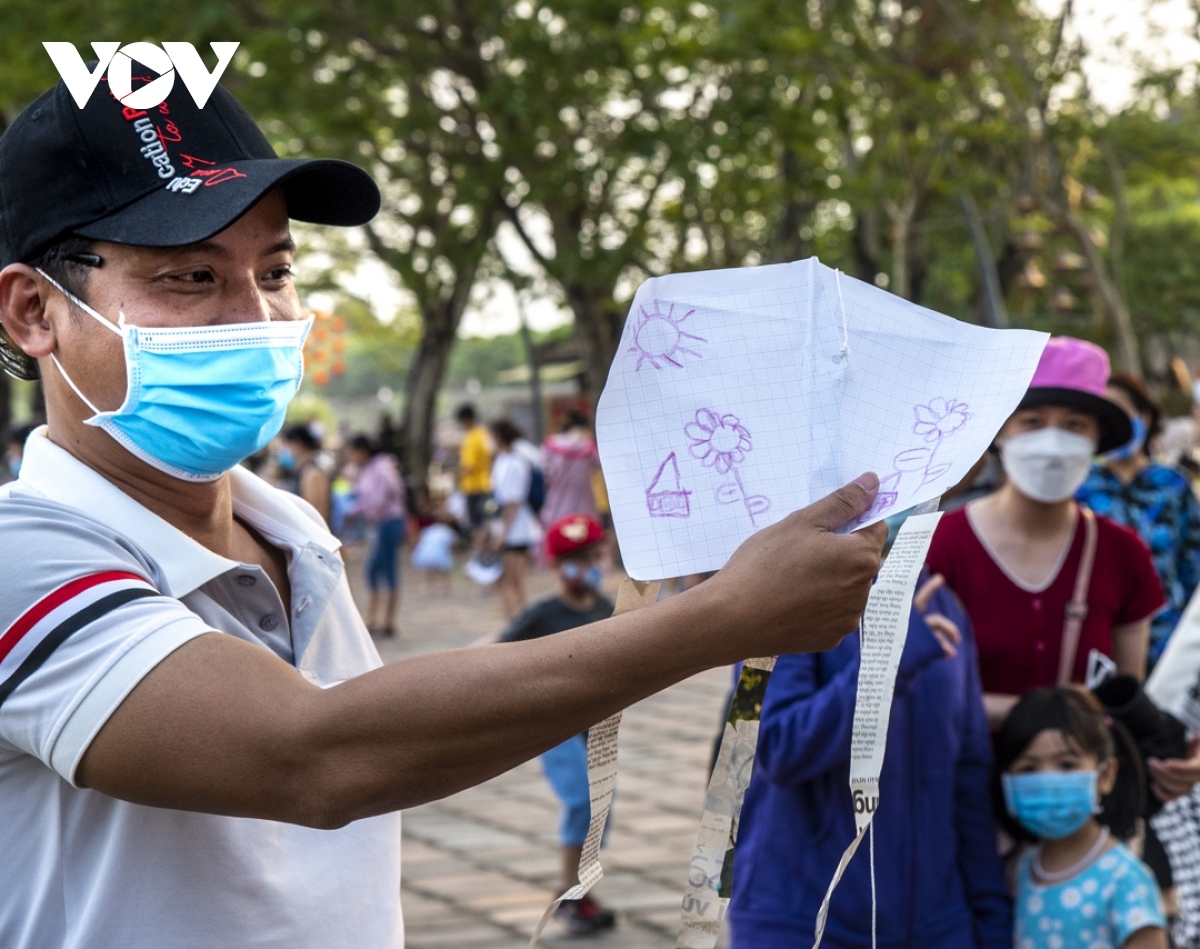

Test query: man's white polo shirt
[0,429,403,949]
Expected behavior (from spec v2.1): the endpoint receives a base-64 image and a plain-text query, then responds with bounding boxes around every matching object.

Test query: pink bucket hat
[1017,336,1132,453]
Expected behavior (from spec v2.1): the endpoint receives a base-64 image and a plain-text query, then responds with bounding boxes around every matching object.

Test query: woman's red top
[926,504,1164,695]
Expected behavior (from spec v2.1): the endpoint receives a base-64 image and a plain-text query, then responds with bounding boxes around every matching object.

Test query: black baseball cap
[0,65,381,268]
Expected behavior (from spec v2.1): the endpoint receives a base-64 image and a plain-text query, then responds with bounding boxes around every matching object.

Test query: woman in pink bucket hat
[927,336,1165,726]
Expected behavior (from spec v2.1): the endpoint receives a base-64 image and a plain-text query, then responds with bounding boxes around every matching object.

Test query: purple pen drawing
[859,397,972,523]
[629,300,706,371]
[685,409,771,527]
[647,452,693,518]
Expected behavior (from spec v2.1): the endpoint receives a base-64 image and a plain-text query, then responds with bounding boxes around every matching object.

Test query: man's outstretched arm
[76,476,886,828]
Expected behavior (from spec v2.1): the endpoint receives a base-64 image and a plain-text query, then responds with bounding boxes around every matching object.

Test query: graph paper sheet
[596,257,1049,580]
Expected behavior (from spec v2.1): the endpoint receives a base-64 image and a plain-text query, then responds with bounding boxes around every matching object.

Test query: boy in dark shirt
[497,514,616,934]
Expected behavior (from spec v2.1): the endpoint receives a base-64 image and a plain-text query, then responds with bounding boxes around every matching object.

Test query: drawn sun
[629,301,706,371]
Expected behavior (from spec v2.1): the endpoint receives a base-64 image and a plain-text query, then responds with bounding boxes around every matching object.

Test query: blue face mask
[1002,770,1099,839]
[40,270,311,482]
[276,447,296,474]
[1104,415,1147,462]
[562,562,603,590]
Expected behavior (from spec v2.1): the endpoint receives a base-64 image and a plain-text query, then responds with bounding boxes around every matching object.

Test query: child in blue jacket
[728,574,1011,948]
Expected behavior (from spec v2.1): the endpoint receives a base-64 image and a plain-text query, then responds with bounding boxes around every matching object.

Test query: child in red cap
[496,514,617,934]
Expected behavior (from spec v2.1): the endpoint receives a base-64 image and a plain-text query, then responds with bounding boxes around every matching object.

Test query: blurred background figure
[4,422,33,483]
[1077,372,1200,670]
[540,410,601,528]
[455,403,493,548]
[377,411,402,459]
[487,418,543,619]
[411,494,459,595]
[347,434,408,638]
[494,514,617,935]
[281,423,333,525]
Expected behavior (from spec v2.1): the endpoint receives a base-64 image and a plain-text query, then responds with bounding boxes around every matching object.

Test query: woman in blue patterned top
[1077,373,1200,669]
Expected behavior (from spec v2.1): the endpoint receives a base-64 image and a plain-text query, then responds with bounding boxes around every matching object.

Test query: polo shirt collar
[18,427,340,598]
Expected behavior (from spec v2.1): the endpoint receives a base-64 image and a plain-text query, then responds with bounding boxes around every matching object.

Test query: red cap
[545,514,605,560]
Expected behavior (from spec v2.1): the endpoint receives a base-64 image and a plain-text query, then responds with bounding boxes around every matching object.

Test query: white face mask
[1000,428,1096,503]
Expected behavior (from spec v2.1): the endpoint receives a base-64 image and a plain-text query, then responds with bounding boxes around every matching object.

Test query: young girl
[996,688,1167,949]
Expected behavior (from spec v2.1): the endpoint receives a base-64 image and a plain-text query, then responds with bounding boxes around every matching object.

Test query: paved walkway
[349,547,731,948]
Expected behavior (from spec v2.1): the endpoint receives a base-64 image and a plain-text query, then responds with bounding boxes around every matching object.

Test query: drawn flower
[686,409,752,474]
[913,397,972,442]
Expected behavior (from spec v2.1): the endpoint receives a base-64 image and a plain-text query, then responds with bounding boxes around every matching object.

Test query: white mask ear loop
[36,267,123,415]
[35,268,124,336]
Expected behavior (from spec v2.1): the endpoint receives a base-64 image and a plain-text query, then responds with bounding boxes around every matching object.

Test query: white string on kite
[835,268,850,363]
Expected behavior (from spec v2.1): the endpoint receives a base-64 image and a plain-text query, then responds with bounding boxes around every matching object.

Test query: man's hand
[702,473,887,663]
[913,573,962,659]
[1148,734,1200,802]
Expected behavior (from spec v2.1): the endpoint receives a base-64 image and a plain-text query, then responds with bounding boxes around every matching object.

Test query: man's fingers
[914,573,946,614]
[805,473,880,533]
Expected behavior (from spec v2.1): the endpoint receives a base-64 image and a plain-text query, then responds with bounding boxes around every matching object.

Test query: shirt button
[1036,642,1045,652]
[237,575,257,587]
[259,614,278,632]
[1032,598,1041,611]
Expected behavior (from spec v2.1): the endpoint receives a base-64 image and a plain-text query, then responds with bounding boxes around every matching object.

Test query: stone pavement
[347,545,732,949]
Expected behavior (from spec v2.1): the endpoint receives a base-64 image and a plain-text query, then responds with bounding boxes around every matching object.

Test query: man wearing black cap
[0,68,886,948]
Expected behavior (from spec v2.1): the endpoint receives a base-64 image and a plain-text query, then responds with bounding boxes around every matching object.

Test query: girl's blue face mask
[40,270,310,482]
[1104,415,1146,462]
[1002,770,1100,839]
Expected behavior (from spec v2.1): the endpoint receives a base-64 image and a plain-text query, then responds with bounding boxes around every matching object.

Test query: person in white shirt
[0,71,886,949]
[487,418,543,618]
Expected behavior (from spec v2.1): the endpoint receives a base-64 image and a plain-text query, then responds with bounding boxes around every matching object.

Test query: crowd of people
[730,336,1200,949]
[204,401,606,641]
[238,337,1200,947]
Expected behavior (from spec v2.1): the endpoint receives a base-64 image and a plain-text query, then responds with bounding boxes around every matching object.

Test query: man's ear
[0,264,57,360]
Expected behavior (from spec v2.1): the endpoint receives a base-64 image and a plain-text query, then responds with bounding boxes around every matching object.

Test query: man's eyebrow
[147,234,296,260]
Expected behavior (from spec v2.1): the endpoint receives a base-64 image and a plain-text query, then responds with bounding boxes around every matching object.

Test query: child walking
[995,688,1167,949]
[495,514,616,934]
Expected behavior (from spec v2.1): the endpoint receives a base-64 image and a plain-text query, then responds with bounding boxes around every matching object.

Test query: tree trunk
[367,224,489,497]
[567,289,622,403]
[516,296,544,445]
[852,210,882,283]
[960,193,1009,328]
[1065,209,1143,376]
[773,148,815,263]
[401,317,456,495]
[397,254,485,495]
[886,192,919,300]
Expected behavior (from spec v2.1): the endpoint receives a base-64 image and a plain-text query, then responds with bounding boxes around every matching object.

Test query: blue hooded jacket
[728,580,1011,949]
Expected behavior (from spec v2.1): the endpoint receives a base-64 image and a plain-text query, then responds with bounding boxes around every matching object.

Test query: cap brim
[1018,386,1133,454]
[74,157,380,247]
